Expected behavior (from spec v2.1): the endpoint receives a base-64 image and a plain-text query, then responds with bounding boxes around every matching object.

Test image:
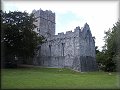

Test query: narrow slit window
[49,45,51,56]
[62,43,65,56]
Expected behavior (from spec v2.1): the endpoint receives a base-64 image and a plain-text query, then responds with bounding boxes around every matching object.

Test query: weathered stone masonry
[32,9,97,72]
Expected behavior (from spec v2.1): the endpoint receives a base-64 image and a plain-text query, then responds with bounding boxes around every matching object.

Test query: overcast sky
[2,0,119,50]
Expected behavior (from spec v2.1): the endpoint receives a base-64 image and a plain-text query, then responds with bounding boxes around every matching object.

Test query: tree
[95,46,108,71]
[97,20,120,72]
[1,10,45,67]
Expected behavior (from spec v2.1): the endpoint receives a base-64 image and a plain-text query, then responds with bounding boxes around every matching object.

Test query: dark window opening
[49,45,51,56]
[62,43,65,56]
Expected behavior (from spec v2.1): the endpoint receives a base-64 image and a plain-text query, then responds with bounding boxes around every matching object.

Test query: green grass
[1,67,119,89]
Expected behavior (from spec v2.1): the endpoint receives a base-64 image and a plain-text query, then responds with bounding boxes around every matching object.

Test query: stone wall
[32,9,97,72]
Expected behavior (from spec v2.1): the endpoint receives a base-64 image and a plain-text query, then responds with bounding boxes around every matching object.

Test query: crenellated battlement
[58,32,64,36]
[66,31,72,34]
[49,26,83,40]
[32,9,55,23]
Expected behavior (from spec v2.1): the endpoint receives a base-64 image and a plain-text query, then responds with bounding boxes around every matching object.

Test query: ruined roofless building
[32,9,98,72]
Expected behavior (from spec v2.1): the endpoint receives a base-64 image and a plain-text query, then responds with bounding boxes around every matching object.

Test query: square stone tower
[32,9,55,38]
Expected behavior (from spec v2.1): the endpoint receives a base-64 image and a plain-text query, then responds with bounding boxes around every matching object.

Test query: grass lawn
[1,67,119,89]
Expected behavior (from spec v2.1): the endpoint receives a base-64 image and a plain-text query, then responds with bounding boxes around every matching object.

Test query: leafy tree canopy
[96,20,120,72]
[1,10,45,66]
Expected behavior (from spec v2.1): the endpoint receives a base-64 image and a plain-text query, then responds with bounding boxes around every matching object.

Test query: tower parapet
[32,9,55,37]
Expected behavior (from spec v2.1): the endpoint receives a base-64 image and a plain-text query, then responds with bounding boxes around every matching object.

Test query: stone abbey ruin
[32,9,97,72]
